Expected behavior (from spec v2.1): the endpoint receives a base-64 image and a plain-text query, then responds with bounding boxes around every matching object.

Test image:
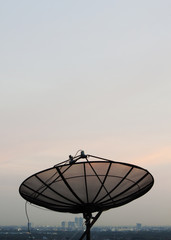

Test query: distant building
[60,217,83,230]
[28,222,31,232]
[136,223,142,230]
[68,221,75,230]
[75,217,83,229]
[61,221,67,229]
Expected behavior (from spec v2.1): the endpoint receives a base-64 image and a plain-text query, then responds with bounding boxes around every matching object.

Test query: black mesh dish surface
[19,156,154,214]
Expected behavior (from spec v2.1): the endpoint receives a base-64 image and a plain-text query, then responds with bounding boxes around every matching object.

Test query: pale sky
[0,0,171,227]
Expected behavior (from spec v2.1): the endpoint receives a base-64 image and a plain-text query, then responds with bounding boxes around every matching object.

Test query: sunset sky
[0,0,171,227]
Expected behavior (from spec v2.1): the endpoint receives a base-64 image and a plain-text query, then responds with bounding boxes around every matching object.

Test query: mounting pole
[84,212,91,240]
[79,211,102,240]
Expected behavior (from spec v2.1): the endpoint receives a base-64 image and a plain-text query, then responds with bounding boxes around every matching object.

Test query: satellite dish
[19,151,154,240]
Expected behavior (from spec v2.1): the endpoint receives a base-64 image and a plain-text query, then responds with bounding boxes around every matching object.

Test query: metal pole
[79,211,102,240]
[84,212,92,240]
[85,214,91,240]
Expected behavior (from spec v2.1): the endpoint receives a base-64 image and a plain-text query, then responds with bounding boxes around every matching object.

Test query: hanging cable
[25,201,31,233]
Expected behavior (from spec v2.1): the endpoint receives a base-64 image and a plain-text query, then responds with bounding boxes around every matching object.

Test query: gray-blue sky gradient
[0,0,171,226]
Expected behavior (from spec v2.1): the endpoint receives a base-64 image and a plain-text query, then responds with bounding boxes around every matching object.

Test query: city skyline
[0,0,171,227]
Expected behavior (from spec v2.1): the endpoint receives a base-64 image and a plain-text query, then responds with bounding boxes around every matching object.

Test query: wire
[25,201,85,240]
[74,149,83,157]
[25,201,31,233]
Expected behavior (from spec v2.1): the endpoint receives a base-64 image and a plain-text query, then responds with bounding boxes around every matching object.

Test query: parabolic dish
[19,154,154,214]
